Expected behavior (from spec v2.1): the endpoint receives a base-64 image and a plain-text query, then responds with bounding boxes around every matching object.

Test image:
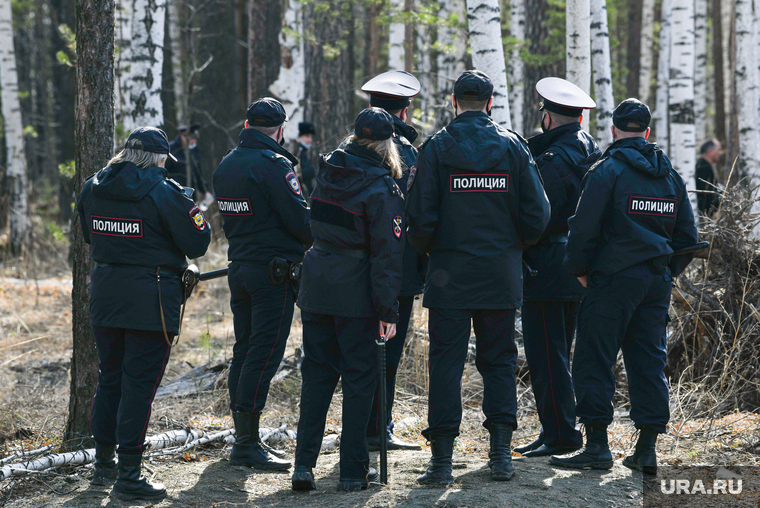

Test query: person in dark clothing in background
[78,126,211,501]
[695,139,722,217]
[165,123,213,203]
[551,99,699,475]
[516,77,601,458]
[295,122,317,197]
[407,70,550,485]
[292,108,405,493]
[213,98,312,472]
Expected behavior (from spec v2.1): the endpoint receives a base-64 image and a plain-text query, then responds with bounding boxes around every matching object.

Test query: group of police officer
[78,65,698,500]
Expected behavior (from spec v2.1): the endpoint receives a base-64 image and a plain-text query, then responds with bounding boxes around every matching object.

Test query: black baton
[199,268,229,281]
[671,241,709,257]
[377,331,388,484]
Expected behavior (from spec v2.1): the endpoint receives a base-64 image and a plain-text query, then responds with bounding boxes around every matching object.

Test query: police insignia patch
[393,215,403,239]
[408,165,417,192]
[286,171,301,195]
[189,205,206,230]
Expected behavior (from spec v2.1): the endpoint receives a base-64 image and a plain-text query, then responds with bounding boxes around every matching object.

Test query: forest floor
[1,245,760,507]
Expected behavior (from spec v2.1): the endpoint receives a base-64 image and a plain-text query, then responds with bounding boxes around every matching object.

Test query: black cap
[178,122,202,135]
[246,97,288,127]
[454,70,494,101]
[613,98,651,132]
[299,122,316,136]
[354,107,394,141]
[125,126,177,162]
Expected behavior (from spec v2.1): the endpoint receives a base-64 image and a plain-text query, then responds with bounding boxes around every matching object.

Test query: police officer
[78,127,211,501]
[407,70,550,484]
[361,70,425,452]
[516,78,601,458]
[294,122,317,196]
[550,99,698,474]
[213,98,312,470]
[292,108,405,492]
[165,123,211,202]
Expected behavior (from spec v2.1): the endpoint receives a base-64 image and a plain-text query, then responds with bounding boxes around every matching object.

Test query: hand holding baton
[376,327,389,485]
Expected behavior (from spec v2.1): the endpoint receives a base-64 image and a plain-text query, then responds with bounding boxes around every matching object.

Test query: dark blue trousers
[367,295,415,437]
[521,301,583,448]
[227,263,295,414]
[90,327,172,456]
[295,312,378,478]
[422,308,518,440]
[573,264,671,433]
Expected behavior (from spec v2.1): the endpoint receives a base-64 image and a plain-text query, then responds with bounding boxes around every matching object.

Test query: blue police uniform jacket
[406,111,551,309]
[566,137,699,277]
[213,129,313,266]
[297,142,405,323]
[77,162,212,334]
[524,122,601,302]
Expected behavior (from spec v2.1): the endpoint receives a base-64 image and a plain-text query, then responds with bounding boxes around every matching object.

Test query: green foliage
[520,0,565,69]
[58,160,75,180]
[56,24,76,68]
[22,125,37,138]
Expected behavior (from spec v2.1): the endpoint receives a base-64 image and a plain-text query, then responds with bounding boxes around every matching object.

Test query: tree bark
[365,1,382,78]
[247,0,281,102]
[735,0,759,188]
[168,0,186,129]
[638,0,656,102]
[114,0,132,139]
[415,0,433,127]
[590,0,614,150]
[694,0,708,142]
[508,0,525,135]
[524,0,563,133]
[270,0,306,141]
[466,0,511,128]
[654,0,672,153]
[625,0,643,98]
[127,0,166,129]
[436,0,467,128]
[566,0,591,131]
[0,0,29,255]
[389,0,405,70]
[65,0,114,448]
[711,0,726,143]
[404,0,414,72]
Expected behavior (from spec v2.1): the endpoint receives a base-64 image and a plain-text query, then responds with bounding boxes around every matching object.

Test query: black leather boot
[292,465,316,491]
[367,431,422,451]
[549,425,613,470]
[110,454,166,501]
[488,424,515,481]
[514,435,543,455]
[623,426,658,475]
[229,411,291,470]
[337,467,379,492]
[417,436,455,485]
[91,443,118,486]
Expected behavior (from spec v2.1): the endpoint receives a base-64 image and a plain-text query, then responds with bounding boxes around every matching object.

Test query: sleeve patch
[189,205,207,230]
[393,215,403,240]
[407,165,417,192]
[285,170,302,195]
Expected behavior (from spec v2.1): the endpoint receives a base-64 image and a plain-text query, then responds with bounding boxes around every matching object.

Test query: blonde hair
[349,134,403,179]
[108,148,168,169]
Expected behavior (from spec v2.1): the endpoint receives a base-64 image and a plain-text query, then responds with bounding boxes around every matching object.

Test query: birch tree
[694,0,708,141]
[735,0,760,188]
[566,0,591,131]
[639,0,656,102]
[269,0,306,142]
[0,0,29,254]
[126,0,166,129]
[389,0,405,71]
[668,0,697,210]
[654,0,672,153]
[465,0,511,128]
[509,0,525,134]
[590,0,614,149]
[437,0,467,127]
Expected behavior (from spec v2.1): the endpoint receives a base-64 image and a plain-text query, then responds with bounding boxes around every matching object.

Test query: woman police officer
[77,126,211,501]
[291,108,405,492]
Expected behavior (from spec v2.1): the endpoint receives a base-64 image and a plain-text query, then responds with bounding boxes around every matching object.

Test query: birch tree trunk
[654,0,672,153]
[436,0,467,128]
[509,0,525,135]
[668,0,697,210]
[590,0,614,150]
[114,0,132,137]
[566,0,591,131]
[0,0,29,254]
[694,0,708,141]
[127,0,166,129]
[389,0,406,71]
[466,0,511,128]
[735,0,760,189]
[639,0,656,102]
[269,0,306,142]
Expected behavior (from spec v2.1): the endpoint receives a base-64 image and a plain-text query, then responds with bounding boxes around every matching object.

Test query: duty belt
[313,239,369,260]
[536,234,568,246]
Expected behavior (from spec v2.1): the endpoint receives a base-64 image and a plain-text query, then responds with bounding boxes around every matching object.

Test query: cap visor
[168,153,178,162]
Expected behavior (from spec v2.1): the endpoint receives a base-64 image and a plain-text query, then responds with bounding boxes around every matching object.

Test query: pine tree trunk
[735,0,760,186]
[436,0,467,128]
[509,0,525,135]
[668,0,697,210]
[694,0,708,142]
[127,0,166,128]
[0,0,29,255]
[654,0,672,153]
[626,0,643,97]
[65,0,114,448]
[712,0,726,143]
[566,0,591,131]
[638,0,656,102]
[365,2,382,78]
[524,0,563,132]
[248,0,281,101]
[389,0,405,71]
[404,0,414,72]
[270,0,306,141]
[465,0,511,128]
[590,0,614,150]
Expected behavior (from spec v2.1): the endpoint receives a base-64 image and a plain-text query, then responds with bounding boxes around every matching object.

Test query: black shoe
[367,432,422,451]
[261,440,288,459]
[549,425,613,470]
[417,436,455,485]
[292,465,316,491]
[91,443,118,486]
[513,436,543,455]
[229,411,291,470]
[488,423,515,481]
[522,443,582,458]
[110,454,166,501]
[337,467,378,492]
[622,427,658,475]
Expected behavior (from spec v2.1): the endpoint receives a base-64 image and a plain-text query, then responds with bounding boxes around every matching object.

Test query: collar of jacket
[238,128,299,166]
[392,114,419,144]
[527,122,582,158]
[345,141,390,168]
[603,136,650,157]
[451,110,490,123]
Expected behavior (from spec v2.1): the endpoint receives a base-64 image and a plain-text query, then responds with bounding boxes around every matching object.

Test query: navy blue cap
[454,70,493,101]
[298,122,316,136]
[354,108,394,141]
[125,127,177,162]
[247,97,288,127]
[613,98,651,132]
[362,71,421,111]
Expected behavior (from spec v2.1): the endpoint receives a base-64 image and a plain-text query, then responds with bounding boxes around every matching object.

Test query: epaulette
[507,128,529,146]
[587,156,607,173]
[262,149,289,163]
[165,177,185,191]
[383,175,403,198]
[418,134,434,153]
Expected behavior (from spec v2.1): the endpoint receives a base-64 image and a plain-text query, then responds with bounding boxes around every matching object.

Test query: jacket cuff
[378,306,399,324]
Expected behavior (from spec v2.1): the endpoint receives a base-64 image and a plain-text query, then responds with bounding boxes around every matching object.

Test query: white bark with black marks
[127,0,166,129]
[269,0,305,141]
[566,0,591,131]
[466,0,511,128]
[694,0,708,141]
[654,0,671,153]
[436,0,467,127]
[509,0,525,135]
[735,0,760,202]
[590,0,614,149]
[639,0,656,102]
[389,0,405,71]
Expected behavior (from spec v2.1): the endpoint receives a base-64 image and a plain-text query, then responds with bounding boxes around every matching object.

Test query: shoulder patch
[285,170,302,195]
[392,215,403,240]
[189,205,207,230]
[407,164,418,192]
